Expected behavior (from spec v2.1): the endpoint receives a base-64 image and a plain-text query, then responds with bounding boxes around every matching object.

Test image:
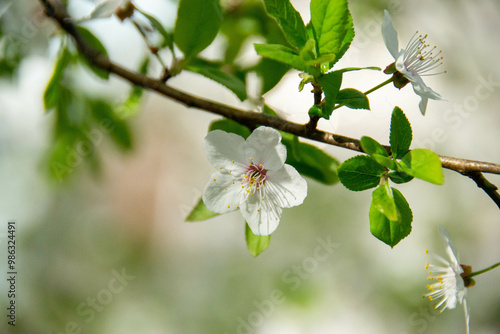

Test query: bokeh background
[1,0,500,333]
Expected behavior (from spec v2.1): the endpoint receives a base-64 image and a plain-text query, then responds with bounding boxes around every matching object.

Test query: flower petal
[203,172,242,214]
[439,227,462,270]
[409,76,444,115]
[382,10,400,60]
[266,164,308,208]
[203,130,248,171]
[241,194,282,236]
[463,298,470,334]
[245,127,287,171]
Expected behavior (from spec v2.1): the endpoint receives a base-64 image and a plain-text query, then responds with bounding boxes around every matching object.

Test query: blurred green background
[1,0,500,333]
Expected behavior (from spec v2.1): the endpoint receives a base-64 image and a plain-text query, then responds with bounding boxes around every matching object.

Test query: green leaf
[372,183,399,222]
[252,58,290,94]
[116,57,150,119]
[337,155,387,191]
[254,43,306,71]
[369,188,412,248]
[76,26,109,80]
[318,71,342,118]
[336,88,370,110]
[310,0,351,56]
[209,118,251,139]
[388,171,414,184]
[90,100,132,150]
[186,58,247,101]
[245,222,271,257]
[263,0,308,49]
[44,45,72,111]
[360,136,388,157]
[390,107,412,159]
[135,7,174,51]
[399,149,444,185]
[186,197,220,222]
[332,13,354,66]
[174,0,222,59]
[360,136,396,169]
[281,133,339,185]
[262,104,279,117]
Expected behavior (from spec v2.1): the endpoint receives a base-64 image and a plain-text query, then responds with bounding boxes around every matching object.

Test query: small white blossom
[202,126,307,236]
[425,227,470,334]
[382,10,445,115]
[77,0,127,22]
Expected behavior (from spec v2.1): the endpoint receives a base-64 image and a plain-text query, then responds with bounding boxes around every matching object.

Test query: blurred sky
[1,0,500,333]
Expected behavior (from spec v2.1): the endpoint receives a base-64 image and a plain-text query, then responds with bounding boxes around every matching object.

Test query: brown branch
[462,172,500,209]
[40,0,500,204]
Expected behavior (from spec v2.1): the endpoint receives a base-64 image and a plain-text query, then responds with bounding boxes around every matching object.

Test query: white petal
[382,10,400,60]
[90,0,123,19]
[463,298,470,334]
[202,172,242,214]
[203,130,248,171]
[266,164,308,208]
[246,127,287,171]
[439,227,462,271]
[418,96,429,116]
[241,194,282,236]
[411,76,444,100]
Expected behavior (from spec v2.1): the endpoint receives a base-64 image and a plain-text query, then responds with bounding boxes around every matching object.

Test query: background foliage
[1,0,500,333]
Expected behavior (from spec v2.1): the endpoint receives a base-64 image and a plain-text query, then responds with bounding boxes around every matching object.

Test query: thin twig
[40,0,500,206]
[462,171,500,209]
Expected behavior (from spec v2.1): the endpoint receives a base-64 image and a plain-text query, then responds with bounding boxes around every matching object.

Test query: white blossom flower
[382,10,445,115]
[425,227,470,334]
[77,0,128,22]
[202,126,307,236]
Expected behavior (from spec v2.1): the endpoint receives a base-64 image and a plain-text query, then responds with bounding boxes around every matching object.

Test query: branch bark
[40,0,500,206]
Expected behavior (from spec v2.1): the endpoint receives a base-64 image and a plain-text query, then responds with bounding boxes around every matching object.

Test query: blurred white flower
[424,227,470,334]
[202,126,307,236]
[382,10,445,115]
[77,0,128,22]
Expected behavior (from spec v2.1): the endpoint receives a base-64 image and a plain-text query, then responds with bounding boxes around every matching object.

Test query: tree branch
[40,0,500,205]
[462,172,500,209]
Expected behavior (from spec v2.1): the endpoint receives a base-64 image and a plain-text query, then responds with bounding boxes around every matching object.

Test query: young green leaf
[209,118,251,139]
[336,88,370,110]
[135,7,174,51]
[388,171,414,184]
[174,0,222,59]
[44,45,72,111]
[245,222,271,257]
[361,136,388,157]
[76,26,109,80]
[399,149,444,185]
[263,0,308,49]
[318,71,342,118]
[254,44,306,72]
[90,100,132,150]
[337,155,387,191]
[186,58,247,101]
[310,0,351,56]
[390,107,412,159]
[186,197,220,222]
[332,13,354,67]
[281,133,339,185]
[116,57,150,119]
[360,136,396,169]
[369,188,412,248]
[252,58,290,94]
[372,183,399,222]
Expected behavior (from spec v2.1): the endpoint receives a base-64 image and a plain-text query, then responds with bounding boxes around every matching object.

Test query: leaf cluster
[337,107,444,247]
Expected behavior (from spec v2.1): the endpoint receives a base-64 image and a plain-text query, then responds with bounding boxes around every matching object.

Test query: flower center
[242,162,267,196]
[403,32,445,76]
